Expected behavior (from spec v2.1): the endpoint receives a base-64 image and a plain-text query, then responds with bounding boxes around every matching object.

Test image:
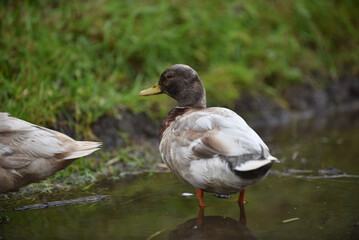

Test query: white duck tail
[64,141,102,160]
[234,156,279,172]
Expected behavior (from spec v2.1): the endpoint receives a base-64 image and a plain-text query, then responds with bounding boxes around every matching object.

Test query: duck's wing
[172,108,278,171]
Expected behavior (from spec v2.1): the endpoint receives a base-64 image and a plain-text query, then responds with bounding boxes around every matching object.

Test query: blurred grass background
[1,0,358,133]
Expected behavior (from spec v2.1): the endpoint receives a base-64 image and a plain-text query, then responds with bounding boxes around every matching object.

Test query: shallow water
[1,112,359,239]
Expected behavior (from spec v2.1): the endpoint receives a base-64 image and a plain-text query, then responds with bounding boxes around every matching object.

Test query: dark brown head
[139,64,206,108]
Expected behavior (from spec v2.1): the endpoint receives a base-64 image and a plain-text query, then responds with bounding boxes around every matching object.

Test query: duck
[139,64,278,207]
[0,112,101,193]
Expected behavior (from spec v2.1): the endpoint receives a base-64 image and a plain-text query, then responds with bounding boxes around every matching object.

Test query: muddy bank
[91,110,159,152]
[92,77,359,151]
[235,77,359,129]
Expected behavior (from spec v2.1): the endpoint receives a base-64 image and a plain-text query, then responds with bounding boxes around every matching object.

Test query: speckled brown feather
[159,107,190,141]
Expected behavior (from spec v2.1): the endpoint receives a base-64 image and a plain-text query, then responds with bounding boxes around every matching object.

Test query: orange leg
[238,189,245,205]
[238,189,247,225]
[196,206,205,227]
[196,189,205,207]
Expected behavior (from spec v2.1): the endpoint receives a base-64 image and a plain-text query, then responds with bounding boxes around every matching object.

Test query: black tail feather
[234,162,273,179]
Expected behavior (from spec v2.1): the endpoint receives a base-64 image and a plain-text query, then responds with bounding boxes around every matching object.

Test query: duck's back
[0,113,101,192]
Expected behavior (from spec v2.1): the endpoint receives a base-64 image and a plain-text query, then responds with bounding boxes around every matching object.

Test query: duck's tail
[232,145,279,179]
[62,141,102,160]
[233,156,278,172]
[233,160,275,179]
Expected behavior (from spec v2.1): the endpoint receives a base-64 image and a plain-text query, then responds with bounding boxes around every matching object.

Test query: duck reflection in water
[166,204,257,240]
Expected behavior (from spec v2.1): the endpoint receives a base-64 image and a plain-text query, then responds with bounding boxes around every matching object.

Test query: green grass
[1,0,358,128]
[1,0,358,190]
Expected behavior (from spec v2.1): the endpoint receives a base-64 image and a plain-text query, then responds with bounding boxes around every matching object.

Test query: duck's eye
[166,74,172,78]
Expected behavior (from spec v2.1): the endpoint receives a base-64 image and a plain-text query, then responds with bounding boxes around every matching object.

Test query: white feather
[234,159,273,171]
[189,157,256,194]
[194,116,213,131]
[62,141,102,160]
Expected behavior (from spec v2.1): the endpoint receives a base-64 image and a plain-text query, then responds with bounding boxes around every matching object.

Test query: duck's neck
[177,89,207,108]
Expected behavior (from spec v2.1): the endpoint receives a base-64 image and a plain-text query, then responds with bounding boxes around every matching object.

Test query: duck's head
[139,64,206,108]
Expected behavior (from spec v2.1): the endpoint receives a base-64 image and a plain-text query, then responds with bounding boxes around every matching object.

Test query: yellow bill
[139,82,162,96]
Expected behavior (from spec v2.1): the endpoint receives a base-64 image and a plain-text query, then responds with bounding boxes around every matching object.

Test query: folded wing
[173,108,278,173]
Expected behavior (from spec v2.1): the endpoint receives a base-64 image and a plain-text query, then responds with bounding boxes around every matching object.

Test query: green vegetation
[1,0,358,190]
[1,0,358,126]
